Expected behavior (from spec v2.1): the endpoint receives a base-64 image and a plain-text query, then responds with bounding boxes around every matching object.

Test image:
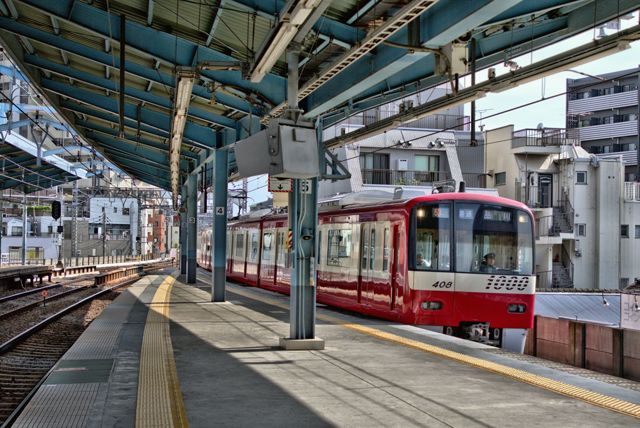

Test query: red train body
[198,193,536,343]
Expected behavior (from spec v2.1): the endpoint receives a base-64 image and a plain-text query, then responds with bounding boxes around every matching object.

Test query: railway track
[0,262,174,426]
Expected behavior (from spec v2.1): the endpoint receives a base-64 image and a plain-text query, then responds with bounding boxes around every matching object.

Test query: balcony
[624,182,640,201]
[511,128,579,154]
[341,110,470,131]
[361,169,485,188]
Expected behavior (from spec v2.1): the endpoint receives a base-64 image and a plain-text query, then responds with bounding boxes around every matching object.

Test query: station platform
[10,268,640,427]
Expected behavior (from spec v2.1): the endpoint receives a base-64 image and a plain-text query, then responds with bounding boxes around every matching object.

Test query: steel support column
[288,178,318,340]
[186,174,197,283]
[211,149,228,301]
[179,187,187,275]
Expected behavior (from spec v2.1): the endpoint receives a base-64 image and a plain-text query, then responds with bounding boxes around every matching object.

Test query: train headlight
[421,301,442,310]
[508,303,526,313]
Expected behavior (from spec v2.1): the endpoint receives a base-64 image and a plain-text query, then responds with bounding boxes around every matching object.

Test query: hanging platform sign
[268,177,293,193]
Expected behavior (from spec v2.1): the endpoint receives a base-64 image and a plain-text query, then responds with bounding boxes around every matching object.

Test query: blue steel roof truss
[0,144,78,193]
[0,0,636,191]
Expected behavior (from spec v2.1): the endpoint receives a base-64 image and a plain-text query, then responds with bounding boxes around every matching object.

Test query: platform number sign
[300,179,312,195]
[215,207,225,216]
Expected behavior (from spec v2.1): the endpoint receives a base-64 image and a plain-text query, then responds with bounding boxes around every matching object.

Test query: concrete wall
[485,125,518,200]
[595,160,622,289]
[525,316,640,381]
[89,197,138,225]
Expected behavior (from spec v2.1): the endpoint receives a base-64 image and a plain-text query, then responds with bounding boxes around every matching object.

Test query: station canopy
[0,0,637,192]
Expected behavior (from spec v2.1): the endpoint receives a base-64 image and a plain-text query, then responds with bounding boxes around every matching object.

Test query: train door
[358,223,374,305]
[362,223,393,312]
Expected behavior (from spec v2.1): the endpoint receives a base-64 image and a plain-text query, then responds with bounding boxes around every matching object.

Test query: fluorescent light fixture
[250,0,319,82]
[171,68,196,207]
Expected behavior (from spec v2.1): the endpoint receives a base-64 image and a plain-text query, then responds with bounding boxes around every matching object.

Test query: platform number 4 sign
[215,206,225,216]
[300,179,312,195]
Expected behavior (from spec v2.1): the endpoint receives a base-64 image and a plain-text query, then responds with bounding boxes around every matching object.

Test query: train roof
[229,190,530,225]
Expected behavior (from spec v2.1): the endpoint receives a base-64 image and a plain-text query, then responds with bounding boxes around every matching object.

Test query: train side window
[327,229,352,266]
[382,227,390,272]
[317,230,322,265]
[360,226,369,269]
[249,231,259,262]
[276,231,285,267]
[262,232,273,261]
[235,232,245,258]
[370,228,376,270]
[413,204,451,271]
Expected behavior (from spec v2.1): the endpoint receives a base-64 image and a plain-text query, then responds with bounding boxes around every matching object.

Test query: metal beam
[324,24,640,148]
[147,0,154,26]
[211,148,228,301]
[186,173,197,283]
[0,16,259,115]
[229,0,361,46]
[24,54,236,128]
[41,79,216,148]
[74,119,200,160]
[269,0,439,119]
[301,0,523,118]
[8,1,286,105]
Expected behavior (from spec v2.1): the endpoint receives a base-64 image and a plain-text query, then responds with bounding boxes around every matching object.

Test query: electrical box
[436,42,468,76]
[235,119,320,179]
[397,159,408,171]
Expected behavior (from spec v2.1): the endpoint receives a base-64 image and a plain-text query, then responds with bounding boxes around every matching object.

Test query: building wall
[485,125,519,200]
[595,160,623,289]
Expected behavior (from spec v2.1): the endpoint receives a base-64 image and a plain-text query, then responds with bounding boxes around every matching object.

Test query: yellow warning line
[136,274,189,428]
[225,284,640,419]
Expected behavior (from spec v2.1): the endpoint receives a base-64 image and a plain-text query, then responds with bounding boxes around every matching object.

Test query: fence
[624,182,640,201]
[511,128,580,148]
[2,253,161,267]
[361,169,485,188]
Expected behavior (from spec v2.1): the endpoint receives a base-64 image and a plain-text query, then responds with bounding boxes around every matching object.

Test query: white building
[485,125,640,289]
[88,197,139,254]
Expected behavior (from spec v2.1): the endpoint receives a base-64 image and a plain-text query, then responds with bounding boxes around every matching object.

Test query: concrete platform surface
[11,269,640,428]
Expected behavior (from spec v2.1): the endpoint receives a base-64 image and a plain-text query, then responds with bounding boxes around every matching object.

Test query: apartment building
[566,67,639,181]
[320,87,487,198]
[486,125,640,289]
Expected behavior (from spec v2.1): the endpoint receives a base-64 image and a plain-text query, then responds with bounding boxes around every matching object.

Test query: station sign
[269,177,293,193]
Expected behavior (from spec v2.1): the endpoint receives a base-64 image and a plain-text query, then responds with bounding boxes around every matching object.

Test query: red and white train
[198,192,535,345]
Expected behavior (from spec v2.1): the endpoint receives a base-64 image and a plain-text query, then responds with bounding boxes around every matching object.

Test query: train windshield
[455,203,533,275]
[412,202,534,275]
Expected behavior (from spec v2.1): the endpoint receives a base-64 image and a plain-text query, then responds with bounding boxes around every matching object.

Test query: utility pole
[102,210,107,264]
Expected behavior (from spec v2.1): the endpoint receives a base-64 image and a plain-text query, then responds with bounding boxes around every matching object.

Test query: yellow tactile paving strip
[225,285,640,420]
[136,274,188,428]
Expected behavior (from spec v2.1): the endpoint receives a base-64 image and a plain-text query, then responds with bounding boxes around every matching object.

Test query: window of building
[494,172,506,186]
[621,224,629,238]
[635,225,640,239]
[414,155,440,182]
[123,207,130,215]
[576,223,586,237]
[11,226,23,236]
[113,207,118,213]
[360,153,390,184]
[576,171,587,184]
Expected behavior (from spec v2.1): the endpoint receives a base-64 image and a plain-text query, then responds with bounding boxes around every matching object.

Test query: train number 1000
[432,281,453,289]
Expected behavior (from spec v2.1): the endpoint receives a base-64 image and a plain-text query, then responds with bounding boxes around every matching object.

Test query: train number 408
[432,281,453,289]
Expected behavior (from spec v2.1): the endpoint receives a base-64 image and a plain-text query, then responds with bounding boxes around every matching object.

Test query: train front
[408,197,535,346]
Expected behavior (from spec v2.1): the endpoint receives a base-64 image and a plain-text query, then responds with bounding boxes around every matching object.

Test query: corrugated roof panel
[535,293,621,326]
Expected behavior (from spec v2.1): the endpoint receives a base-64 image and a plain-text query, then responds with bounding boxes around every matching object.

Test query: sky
[242,17,640,205]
